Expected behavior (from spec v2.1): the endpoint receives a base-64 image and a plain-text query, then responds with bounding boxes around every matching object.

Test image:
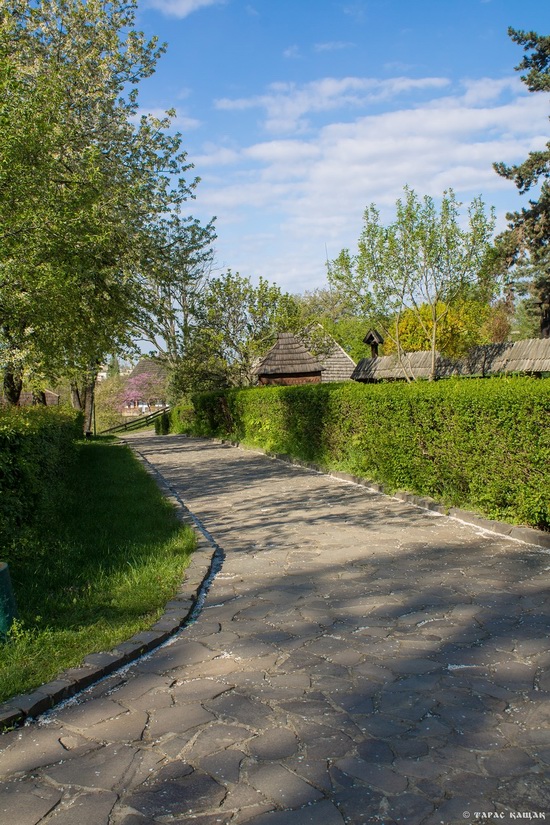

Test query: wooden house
[300,324,356,382]
[254,332,323,385]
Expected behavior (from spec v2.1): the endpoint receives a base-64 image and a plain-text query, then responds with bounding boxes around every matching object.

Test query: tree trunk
[430,315,438,381]
[3,369,23,405]
[32,390,47,405]
[70,368,97,434]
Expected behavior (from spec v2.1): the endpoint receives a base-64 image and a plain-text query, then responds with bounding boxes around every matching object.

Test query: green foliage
[172,379,550,530]
[94,374,125,432]
[0,438,195,701]
[383,300,493,356]
[172,271,301,393]
[0,0,207,401]
[328,187,496,378]
[493,29,550,335]
[0,406,82,548]
[154,410,170,434]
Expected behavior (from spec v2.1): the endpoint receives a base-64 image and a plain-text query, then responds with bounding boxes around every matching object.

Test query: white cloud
[283,45,302,60]
[215,75,450,133]
[146,0,226,18]
[314,41,355,52]
[196,80,548,292]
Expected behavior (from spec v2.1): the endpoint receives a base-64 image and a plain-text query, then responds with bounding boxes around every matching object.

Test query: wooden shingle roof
[255,333,323,376]
[319,341,356,382]
[352,338,550,382]
[352,351,443,382]
[496,337,550,373]
[128,357,168,382]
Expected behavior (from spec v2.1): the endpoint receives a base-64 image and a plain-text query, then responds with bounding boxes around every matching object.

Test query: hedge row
[0,406,83,549]
[169,378,550,530]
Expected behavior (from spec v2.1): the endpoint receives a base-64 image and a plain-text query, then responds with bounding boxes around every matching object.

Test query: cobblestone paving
[1,432,549,825]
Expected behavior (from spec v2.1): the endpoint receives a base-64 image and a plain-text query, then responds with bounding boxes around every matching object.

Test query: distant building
[121,357,168,416]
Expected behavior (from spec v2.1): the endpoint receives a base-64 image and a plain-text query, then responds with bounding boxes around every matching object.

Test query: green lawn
[0,437,195,702]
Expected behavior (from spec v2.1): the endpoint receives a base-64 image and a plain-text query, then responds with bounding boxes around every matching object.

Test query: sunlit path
[1,431,548,825]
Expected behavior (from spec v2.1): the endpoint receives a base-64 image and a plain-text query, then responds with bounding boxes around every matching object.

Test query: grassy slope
[0,437,195,702]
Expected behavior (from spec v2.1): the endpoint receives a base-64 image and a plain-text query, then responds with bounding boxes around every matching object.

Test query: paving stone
[44,791,117,824]
[132,640,215,674]
[184,723,253,758]
[478,748,537,776]
[145,702,215,740]
[244,799,345,825]
[499,774,550,811]
[126,769,225,817]
[423,795,481,825]
[356,738,394,764]
[4,431,544,825]
[43,743,137,790]
[198,747,246,784]
[0,726,70,776]
[79,710,148,743]
[206,692,275,729]
[334,758,408,793]
[385,792,435,824]
[170,677,234,703]
[246,764,323,807]
[248,728,299,760]
[332,786,385,825]
[55,697,126,729]
[0,781,62,825]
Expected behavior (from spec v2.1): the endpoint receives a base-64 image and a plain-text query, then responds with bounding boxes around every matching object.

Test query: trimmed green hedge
[0,406,83,549]
[170,378,550,530]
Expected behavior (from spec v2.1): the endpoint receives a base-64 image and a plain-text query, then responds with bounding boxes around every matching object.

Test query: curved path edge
[0,441,218,733]
[1,431,547,733]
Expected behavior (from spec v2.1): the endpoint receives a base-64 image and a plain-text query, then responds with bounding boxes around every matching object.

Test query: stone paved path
[1,432,549,825]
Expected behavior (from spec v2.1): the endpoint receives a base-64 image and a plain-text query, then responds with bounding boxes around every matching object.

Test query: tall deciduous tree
[493,28,550,337]
[0,0,202,422]
[170,271,301,394]
[134,212,216,366]
[328,188,496,379]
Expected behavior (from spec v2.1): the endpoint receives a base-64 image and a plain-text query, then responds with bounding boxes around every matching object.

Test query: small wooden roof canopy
[255,332,323,385]
[363,329,384,358]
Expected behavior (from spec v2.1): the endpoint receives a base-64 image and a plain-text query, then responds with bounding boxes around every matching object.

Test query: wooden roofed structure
[319,341,356,382]
[352,337,550,383]
[254,332,324,385]
[300,323,356,382]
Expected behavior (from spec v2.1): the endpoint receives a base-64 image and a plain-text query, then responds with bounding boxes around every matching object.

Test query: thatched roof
[255,333,323,376]
[353,338,550,382]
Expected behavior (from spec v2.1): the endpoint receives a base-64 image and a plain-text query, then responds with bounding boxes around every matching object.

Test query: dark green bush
[171,378,550,530]
[154,410,170,434]
[0,406,82,549]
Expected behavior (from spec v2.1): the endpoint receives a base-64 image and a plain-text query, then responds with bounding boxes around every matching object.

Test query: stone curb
[0,443,217,734]
[213,437,550,552]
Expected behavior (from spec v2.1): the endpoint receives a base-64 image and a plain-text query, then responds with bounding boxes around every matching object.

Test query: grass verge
[0,437,195,703]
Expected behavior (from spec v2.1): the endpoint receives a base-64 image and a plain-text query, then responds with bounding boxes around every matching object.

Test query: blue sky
[135,0,550,294]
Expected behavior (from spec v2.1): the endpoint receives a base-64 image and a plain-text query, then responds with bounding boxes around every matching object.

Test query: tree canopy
[328,187,496,379]
[0,0,213,413]
[493,28,550,337]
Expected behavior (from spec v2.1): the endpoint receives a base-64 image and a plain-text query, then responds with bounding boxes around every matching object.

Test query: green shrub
[0,406,82,549]
[154,410,170,434]
[170,378,550,530]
